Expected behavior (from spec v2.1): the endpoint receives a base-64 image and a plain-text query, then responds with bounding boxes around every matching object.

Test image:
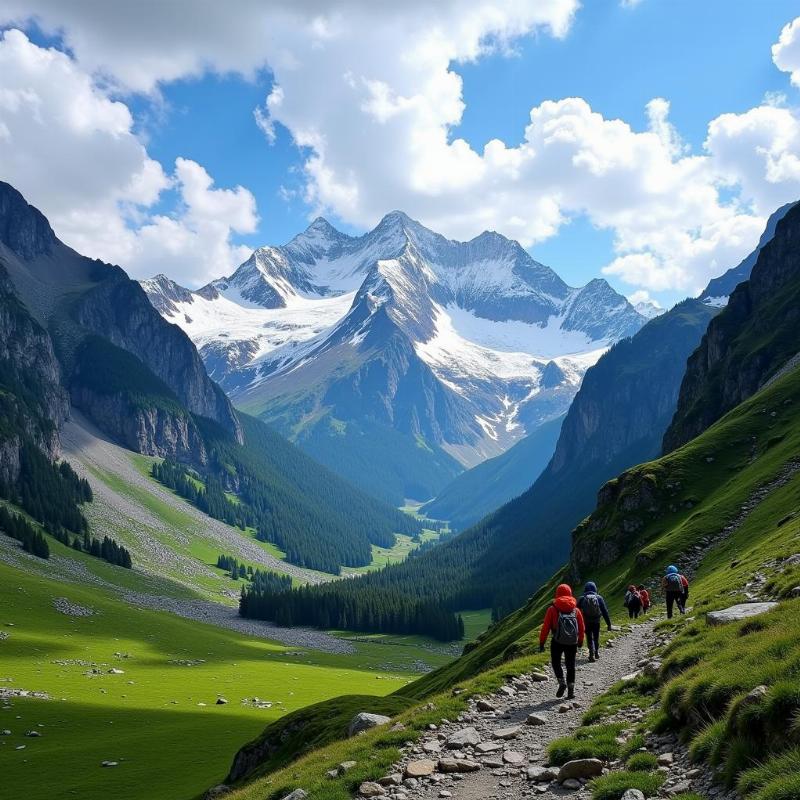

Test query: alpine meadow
[3,4,800,800]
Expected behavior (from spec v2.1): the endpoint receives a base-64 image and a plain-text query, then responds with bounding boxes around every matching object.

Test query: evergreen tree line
[238,578,464,641]
[151,413,428,574]
[216,553,249,580]
[0,505,49,558]
[0,443,93,539]
[72,532,132,568]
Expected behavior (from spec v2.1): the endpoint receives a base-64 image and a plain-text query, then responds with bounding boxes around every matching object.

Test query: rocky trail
[350,617,730,800]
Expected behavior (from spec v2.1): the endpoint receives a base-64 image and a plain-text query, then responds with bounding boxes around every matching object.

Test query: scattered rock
[666,781,692,796]
[530,671,549,682]
[621,791,645,800]
[107,668,125,675]
[358,782,385,797]
[476,699,496,712]
[404,759,436,778]
[215,697,228,705]
[445,727,481,748]
[378,774,401,787]
[562,778,581,790]
[474,741,503,754]
[558,703,571,713]
[281,791,307,800]
[338,761,357,774]
[502,750,526,766]
[101,760,118,767]
[657,752,674,766]
[558,758,604,781]
[526,713,548,726]
[493,725,521,740]
[437,758,480,773]
[527,766,558,782]
[348,712,391,737]
[203,785,230,799]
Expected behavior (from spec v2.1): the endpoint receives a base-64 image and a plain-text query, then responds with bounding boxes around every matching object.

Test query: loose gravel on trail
[384,622,660,800]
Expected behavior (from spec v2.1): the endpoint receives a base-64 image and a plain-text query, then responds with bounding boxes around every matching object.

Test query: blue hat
[584,581,597,593]
[666,565,678,574]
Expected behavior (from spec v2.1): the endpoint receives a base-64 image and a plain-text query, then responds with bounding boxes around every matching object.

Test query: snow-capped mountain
[142,212,645,501]
[632,299,664,319]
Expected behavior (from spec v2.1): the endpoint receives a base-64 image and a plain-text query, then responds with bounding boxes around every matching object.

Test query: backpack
[583,593,602,620]
[665,573,683,592]
[553,607,579,645]
[625,590,641,608]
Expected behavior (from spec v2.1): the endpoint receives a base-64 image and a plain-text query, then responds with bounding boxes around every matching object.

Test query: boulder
[348,712,392,737]
[358,782,386,797]
[530,671,549,682]
[445,727,481,748]
[706,602,778,625]
[527,766,558,782]
[657,752,673,766]
[378,774,402,787]
[437,758,481,773]
[338,761,357,774]
[404,759,436,778]
[562,778,581,790]
[422,740,442,754]
[281,792,307,800]
[621,791,645,800]
[558,758,603,781]
[475,741,503,754]
[526,713,548,726]
[476,699,496,712]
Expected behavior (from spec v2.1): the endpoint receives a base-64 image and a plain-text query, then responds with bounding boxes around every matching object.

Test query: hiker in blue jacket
[577,581,612,662]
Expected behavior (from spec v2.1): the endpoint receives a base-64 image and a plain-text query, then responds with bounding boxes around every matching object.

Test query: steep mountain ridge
[143,211,645,500]
[664,201,800,451]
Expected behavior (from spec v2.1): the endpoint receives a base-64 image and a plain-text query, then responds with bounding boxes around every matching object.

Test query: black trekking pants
[585,620,601,655]
[551,641,577,685]
[665,591,684,619]
[628,604,641,619]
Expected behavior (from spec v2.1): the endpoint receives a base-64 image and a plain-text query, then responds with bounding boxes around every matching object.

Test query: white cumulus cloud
[0,29,258,286]
[773,16,800,87]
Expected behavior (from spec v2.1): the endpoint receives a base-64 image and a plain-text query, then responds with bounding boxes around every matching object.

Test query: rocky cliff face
[0,262,68,485]
[0,180,243,459]
[70,386,206,464]
[71,276,241,444]
[548,299,717,477]
[664,202,800,452]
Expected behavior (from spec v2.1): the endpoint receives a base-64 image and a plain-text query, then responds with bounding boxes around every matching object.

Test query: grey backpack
[554,607,579,645]
[583,594,602,619]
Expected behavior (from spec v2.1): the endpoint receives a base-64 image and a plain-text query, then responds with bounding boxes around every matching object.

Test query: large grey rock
[348,712,392,737]
[558,758,604,781]
[493,725,522,740]
[526,713,549,726]
[446,727,481,748]
[706,603,778,625]
[281,792,307,800]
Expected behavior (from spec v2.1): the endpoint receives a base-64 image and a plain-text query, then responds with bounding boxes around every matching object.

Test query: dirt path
[387,621,659,800]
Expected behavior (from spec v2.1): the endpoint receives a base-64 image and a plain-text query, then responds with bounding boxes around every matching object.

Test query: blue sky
[3,1,800,306]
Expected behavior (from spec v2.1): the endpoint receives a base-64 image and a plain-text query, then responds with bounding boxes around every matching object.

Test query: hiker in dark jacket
[539,584,585,699]
[661,565,689,618]
[577,581,612,663]
[624,585,642,619]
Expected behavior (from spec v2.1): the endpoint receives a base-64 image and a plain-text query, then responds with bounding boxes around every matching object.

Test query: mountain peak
[0,180,57,261]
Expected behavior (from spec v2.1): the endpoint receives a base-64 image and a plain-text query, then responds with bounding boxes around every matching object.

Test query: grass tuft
[590,770,664,800]
[625,752,659,772]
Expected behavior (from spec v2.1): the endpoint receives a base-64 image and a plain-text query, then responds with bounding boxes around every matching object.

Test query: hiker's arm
[538,608,553,649]
[600,596,612,629]
[576,609,585,647]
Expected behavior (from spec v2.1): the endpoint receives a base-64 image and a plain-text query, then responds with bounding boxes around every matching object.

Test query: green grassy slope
[0,549,456,800]
[217,361,800,800]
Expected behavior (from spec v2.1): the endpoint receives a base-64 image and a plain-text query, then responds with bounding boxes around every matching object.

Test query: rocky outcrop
[72,276,241,444]
[0,261,68,485]
[664,202,800,452]
[69,386,206,465]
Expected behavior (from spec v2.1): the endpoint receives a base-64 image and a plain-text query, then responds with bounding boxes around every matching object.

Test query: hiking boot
[588,653,595,663]
[556,682,567,698]
[567,683,575,700]
[593,650,600,660]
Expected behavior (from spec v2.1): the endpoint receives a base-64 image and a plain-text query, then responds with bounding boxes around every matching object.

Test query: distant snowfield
[160,289,356,362]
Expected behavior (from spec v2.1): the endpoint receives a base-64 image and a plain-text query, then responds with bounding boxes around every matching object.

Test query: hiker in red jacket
[539,584,585,700]
[637,585,651,614]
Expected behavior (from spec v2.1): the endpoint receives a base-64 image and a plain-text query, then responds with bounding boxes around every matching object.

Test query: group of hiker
[538,566,690,699]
